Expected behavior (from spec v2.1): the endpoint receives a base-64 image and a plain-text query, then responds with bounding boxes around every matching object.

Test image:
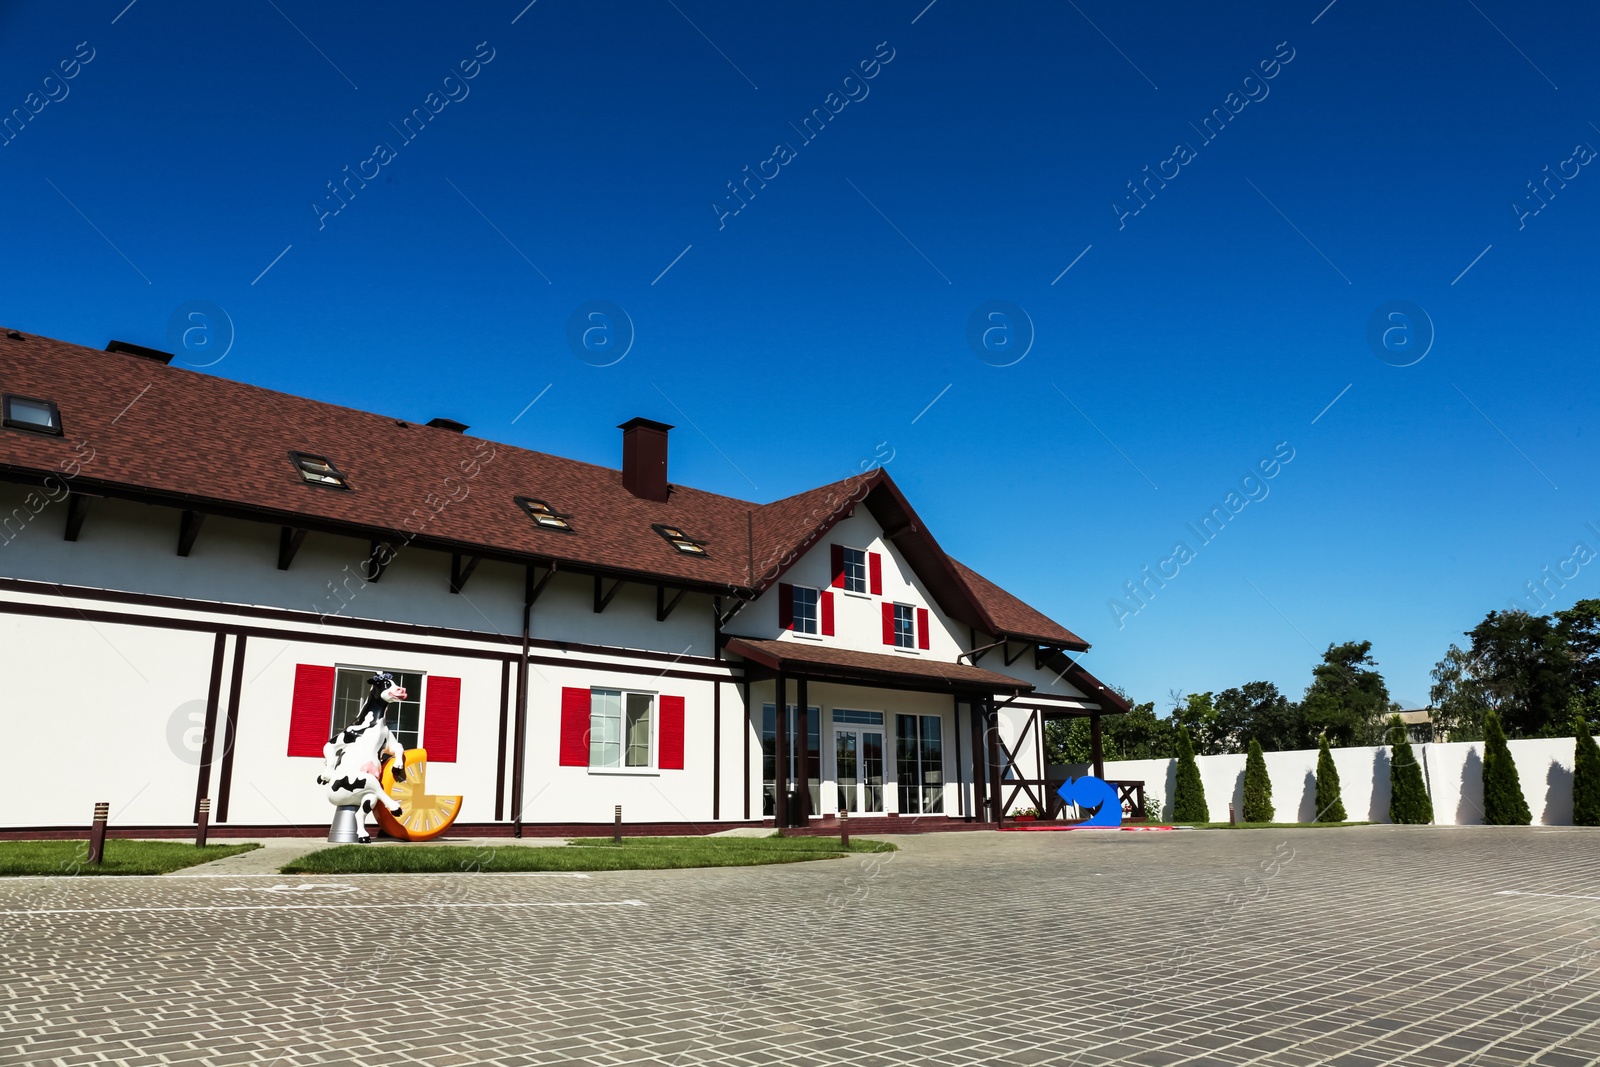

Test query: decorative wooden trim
[0,576,731,669]
[192,632,227,822]
[495,658,510,822]
[593,575,624,614]
[449,552,482,595]
[712,680,722,820]
[277,526,307,571]
[177,510,205,557]
[656,584,687,622]
[64,493,88,541]
[215,633,247,823]
[364,540,394,582]
[1004,640,1030,667]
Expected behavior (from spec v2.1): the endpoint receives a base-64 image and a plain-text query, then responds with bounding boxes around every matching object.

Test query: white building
[0,329,1127,837]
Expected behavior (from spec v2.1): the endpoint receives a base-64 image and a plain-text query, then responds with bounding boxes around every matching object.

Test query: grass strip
[282,835,894,875]
[0,840,260,877]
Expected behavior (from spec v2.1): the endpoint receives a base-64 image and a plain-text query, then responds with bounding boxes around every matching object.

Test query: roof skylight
[516,496,573,532]
[289,451,349,490]
[653,523,707,556]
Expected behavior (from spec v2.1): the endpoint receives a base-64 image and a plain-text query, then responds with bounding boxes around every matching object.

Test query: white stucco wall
[1102,738,1582,825]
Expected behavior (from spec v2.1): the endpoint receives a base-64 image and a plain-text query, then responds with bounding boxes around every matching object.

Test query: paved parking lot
[3,825,1599,1066]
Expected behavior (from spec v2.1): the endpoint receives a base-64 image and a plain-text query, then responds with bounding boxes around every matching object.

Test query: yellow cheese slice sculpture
[375,749,462,841]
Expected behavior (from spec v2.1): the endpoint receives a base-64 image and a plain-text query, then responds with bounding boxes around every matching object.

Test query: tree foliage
[1302,640,1395,746]
[1481,709,1532,825]
[1216,681,1307,752]
[1572,697,1600,828]
[1388,715,1434,824]
[1241,738,1274,822]
[1171,725,1209,822]
[1431,610,1575,740]
[1315,734,1347,822]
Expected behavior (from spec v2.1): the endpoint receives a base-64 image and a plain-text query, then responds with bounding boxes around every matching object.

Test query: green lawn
[281,835,895,875]
[1167,821,1372,830]
[0,840,260,876]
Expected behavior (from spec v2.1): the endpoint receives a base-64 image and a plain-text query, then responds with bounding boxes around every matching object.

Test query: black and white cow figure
[318,672,408,842]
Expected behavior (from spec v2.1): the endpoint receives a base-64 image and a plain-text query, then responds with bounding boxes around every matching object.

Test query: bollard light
[613,803,622,844]
[196,798,211,849]
[88,801,110,865]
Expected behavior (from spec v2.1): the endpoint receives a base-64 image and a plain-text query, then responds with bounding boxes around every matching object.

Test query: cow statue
[318,672,408,842]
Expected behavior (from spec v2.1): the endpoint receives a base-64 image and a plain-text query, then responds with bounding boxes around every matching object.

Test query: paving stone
[3,827,1600,1065]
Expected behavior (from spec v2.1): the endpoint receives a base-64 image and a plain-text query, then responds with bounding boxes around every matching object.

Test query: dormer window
[3,395,62,436]
[516,496,573,532]
[290,451,349,490]
[653,523,707,556]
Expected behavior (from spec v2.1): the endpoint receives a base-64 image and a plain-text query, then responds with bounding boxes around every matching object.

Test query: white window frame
[892,603,916,649]
[330,664,426,750]
[589,687,656,772]
[840,546,869,595]
[792,585,821,636]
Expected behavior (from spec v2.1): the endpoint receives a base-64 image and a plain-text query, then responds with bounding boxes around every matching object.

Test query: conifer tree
[1315,734,1347,822]
[1388,714,1434,824]
[1172,724,1210,822]
[1572,698,1600,828]
[1482,709,1532,825]
[1241,738,1274,822]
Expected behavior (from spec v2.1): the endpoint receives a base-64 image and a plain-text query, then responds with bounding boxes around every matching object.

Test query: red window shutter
[869,552,883,595]
[778,583,794,629]
[830,545,846,588]
[422,676,461,763]
[286,664,336,757]
[659,695,685,770]
[559,687,591,767]
[821,591,835,636]
[917,608,931,650]
[882,602,896,645]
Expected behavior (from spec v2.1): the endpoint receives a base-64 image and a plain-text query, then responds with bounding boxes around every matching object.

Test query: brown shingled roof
[0,329,1092,650]
[724,637,1032,693]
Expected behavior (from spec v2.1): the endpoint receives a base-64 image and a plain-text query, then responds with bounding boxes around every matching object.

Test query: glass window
[895,714,944,814]
[516,496,573,531]
[291,451,349,489]
[792,586,820,634]
[841,547,868,593]
[591,689,654,768]
[892,604,915,648]
[760,703,819,817]
[832,709,884,725]
[332,666,423,750]
[2,395,62,435]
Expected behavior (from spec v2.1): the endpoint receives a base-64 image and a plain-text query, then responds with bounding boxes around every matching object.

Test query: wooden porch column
[985,699,1004,826]
[774,674,789,829]
[1090,712,1105,780]
[967,697,985,823]
[794,677,810,825]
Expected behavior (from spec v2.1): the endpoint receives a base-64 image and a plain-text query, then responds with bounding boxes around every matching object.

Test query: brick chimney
[619,417,672,502]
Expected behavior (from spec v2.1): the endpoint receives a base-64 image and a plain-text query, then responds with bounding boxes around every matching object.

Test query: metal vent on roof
[106,340,175,365]
[426,417,469,433]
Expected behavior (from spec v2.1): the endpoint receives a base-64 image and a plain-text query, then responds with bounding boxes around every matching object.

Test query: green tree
[1482,709,1532,825]
[1388,714,1434,824]
[1432,611,1574,740]
[1241,738,1274,822]
[1171,725,1209,822]
[1572,697,1600,827]
[1214,682,1306,752]
[1104,701,1176,760]
[1555,599,1600,701]
[1315,734,1347,822]
[1302,640,1396,746]
[1172,692,1226,755]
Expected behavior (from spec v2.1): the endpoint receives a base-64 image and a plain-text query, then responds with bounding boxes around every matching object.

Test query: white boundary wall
[1103,738,1580,825]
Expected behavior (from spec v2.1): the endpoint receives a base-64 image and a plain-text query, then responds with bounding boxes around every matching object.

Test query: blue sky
[3,1,1597,711]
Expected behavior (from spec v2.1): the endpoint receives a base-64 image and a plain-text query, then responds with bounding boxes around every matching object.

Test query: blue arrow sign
[1057,775,1122,827]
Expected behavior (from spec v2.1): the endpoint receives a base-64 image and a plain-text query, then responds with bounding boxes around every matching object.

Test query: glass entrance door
[834,728,885,814]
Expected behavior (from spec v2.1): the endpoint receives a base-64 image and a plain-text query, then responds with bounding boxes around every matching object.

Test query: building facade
[0,330,1126,836]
